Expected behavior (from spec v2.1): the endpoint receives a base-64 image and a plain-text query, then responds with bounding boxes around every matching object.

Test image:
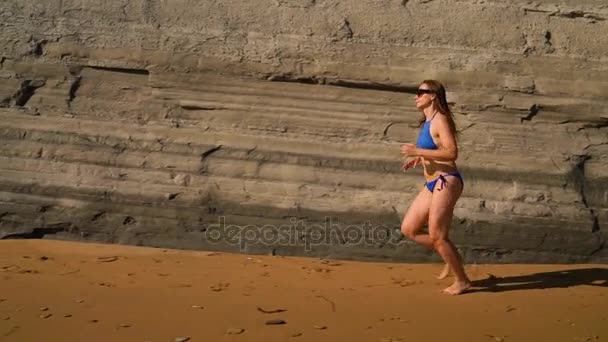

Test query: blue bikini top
[415,114,438,150]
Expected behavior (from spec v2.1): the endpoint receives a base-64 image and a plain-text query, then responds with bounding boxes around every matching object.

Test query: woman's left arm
[401,118,458,162]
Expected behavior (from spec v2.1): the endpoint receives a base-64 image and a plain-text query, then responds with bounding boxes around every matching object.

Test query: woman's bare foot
[436,263,451,280]
[442,280,471,295]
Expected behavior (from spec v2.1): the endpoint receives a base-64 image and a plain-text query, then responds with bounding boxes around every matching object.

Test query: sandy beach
[0,240,606,342]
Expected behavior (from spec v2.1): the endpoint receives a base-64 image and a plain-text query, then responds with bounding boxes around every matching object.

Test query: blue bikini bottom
[424,172,463,193]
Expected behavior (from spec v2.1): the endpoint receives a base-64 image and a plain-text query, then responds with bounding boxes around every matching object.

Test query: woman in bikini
[400,80,471,295]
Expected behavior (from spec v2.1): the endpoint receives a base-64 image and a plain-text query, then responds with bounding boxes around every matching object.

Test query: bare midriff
[421,158,459,181]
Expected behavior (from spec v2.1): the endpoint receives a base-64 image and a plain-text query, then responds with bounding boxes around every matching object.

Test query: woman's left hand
[400,143,418,157]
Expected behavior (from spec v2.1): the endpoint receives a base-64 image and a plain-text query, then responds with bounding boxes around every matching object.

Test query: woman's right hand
[402,157,420,172]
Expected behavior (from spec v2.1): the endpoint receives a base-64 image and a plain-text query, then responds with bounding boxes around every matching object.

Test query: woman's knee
[400,224,416,240]
[429,230,448,247]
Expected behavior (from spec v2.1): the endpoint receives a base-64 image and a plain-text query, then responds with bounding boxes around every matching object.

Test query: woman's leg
[428,177,470,295]
[400,188,432,249]
[401,188,450,278]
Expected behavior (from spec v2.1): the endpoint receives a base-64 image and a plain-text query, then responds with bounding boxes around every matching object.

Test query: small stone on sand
[226,328,245,335]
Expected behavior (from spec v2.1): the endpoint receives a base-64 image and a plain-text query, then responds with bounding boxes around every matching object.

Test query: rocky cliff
[1,0,607,262]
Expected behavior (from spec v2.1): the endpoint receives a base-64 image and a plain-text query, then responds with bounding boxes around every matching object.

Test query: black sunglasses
[416,89,435,96]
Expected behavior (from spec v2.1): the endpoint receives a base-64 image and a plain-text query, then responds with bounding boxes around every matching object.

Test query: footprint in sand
[390,277,422,287]
[18,269,39,274]
[97,282,116,287]
[97,256,119,263]
[210,282,230,292]
[312,267,331,274]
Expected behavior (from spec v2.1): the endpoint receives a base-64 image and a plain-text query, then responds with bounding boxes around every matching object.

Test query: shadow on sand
[469,267,608,293]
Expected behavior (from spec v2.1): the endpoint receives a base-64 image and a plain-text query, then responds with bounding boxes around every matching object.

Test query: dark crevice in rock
[551,11,606,21]
[120,2,128,20]
[91,211,106,222]
[570,154,601,233]
[589,237,605,256]
[14,79,46,107]
[180,104,225,111]
[544,31,552,45]
[123,216,137,225]
[524,8,552,14]
[578,120,608,130]
[201,145,223,161]
[31,39,47,57]
[267,75,416,94]
[275,0,316,8]
[457,123,476,134]
[382,122,396,140]
[520,104,541,123]
[339,19,354,39]
[0,212,15,221]
[38,205,52,213]
[86,66,150,75]
[1,224,67,240]
[66,76,82,108]
[329,79,415,93]
[267,74,325,84]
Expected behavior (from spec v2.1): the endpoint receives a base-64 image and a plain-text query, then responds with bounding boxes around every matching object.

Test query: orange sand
[0,240,606,342]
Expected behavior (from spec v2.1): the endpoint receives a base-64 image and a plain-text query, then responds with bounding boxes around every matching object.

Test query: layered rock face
[1,0,607,262]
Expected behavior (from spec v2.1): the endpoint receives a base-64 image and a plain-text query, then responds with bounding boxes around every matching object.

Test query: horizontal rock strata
[0,0,606,262]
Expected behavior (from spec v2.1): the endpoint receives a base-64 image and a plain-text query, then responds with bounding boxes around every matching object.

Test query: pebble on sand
[485,335,504,342]
[226,328,245,335]
[174,337,191,342]
[40,313,52,319]
[257,307,287,314]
